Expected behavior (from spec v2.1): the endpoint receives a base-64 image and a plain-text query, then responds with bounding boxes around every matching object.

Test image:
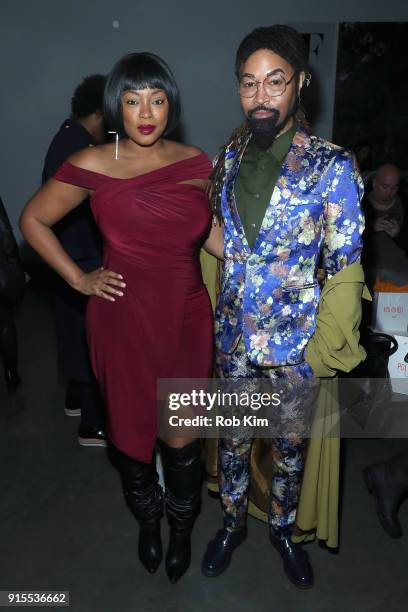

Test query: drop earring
[108,131,119,160]
[299,72,312,104]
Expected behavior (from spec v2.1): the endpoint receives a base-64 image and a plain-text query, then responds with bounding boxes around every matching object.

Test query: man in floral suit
[201,25,364,588]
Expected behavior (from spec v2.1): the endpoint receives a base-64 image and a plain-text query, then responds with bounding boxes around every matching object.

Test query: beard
[247,98,299,150]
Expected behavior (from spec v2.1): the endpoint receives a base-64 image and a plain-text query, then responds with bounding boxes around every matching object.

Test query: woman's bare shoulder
[67,143,117,172]
[164,141,206,162]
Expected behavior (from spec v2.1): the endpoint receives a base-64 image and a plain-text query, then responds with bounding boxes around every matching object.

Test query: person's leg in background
[0,299,21,393]
[77,380,106,446]
[54,261,105,445]
[64,379,81,417]
[364,449,408,538]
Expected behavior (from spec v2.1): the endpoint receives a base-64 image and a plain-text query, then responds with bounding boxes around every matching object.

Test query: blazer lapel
[224,135,252,254]
[252,126,314,252]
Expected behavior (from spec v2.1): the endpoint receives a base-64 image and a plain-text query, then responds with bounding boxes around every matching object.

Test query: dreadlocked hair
[235,25,309,78]
[208,123,250,221]
[295,106,312,134]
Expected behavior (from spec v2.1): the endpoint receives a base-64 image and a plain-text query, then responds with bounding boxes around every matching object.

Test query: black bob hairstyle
[104,52,181,137]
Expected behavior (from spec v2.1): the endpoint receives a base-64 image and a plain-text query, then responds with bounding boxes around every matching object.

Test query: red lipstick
[138,125,155,135]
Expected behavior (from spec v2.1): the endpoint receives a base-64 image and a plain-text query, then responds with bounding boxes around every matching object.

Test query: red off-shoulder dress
[54,154,214,462]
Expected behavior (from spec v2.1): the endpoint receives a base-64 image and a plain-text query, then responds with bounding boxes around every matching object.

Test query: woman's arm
[203,220,224,260]
[19,178,125,301]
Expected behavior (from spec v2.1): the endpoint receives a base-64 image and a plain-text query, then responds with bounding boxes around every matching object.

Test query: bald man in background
[362,163,408,288]
[370,164,403,237]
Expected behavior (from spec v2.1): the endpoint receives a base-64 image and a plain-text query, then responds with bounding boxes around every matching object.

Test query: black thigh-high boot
[109,445,163,573]
[159,439,202,583]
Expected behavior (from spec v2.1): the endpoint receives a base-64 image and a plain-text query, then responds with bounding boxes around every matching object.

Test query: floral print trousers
[216,338,318,533]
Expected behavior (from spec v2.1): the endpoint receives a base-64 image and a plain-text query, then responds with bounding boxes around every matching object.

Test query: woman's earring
[108,131,119,160]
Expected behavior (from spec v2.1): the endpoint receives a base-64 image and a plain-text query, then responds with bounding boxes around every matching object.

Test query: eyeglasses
[238,72,298,98]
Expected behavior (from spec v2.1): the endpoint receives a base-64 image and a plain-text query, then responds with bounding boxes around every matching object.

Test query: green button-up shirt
[235,122,297,249]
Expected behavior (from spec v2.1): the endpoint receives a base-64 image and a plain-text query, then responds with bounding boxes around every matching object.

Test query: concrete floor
[1,286,408,612]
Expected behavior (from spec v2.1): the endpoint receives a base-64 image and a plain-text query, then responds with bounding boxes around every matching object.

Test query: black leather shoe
[78,426,108,447]
[64,405,81,417]
[139,519,163,574]
[363,460,408,538]
[201,527,247,577]
[270,528,313,589]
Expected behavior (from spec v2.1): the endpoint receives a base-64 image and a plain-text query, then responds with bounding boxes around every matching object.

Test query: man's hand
[373,217,400,237]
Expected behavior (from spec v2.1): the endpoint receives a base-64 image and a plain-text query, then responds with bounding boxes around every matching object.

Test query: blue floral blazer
[214,126,365,367]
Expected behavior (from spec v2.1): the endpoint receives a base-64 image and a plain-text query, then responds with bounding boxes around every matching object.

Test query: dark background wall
[334,22,408,169]
[1,0,408,238]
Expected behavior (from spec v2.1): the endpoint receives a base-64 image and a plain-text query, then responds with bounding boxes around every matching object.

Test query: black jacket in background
[42,119,102,262]
[0,197,19,262]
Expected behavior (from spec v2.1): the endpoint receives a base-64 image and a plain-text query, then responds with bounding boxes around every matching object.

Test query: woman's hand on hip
[73,267,126,301]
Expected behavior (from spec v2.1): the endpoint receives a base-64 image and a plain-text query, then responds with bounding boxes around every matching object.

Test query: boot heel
[139,522,163,574]
[166,530,191,583]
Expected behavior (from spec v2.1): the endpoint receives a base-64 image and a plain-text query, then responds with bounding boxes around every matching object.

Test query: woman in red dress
[20,53,223,583]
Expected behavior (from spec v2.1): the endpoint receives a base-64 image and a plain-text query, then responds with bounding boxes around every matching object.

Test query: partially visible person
[362,163,408,289]
[367,164,402,237]
[42,74,106,446]
[354,139,373,177]
[398,173,408,253]
[0,197,25,393]
[364,450,408,538]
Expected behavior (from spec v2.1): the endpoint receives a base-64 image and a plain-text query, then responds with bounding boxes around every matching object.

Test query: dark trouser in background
[0,298,20,393]
[54,257,104,434]
[65,380,103,427]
